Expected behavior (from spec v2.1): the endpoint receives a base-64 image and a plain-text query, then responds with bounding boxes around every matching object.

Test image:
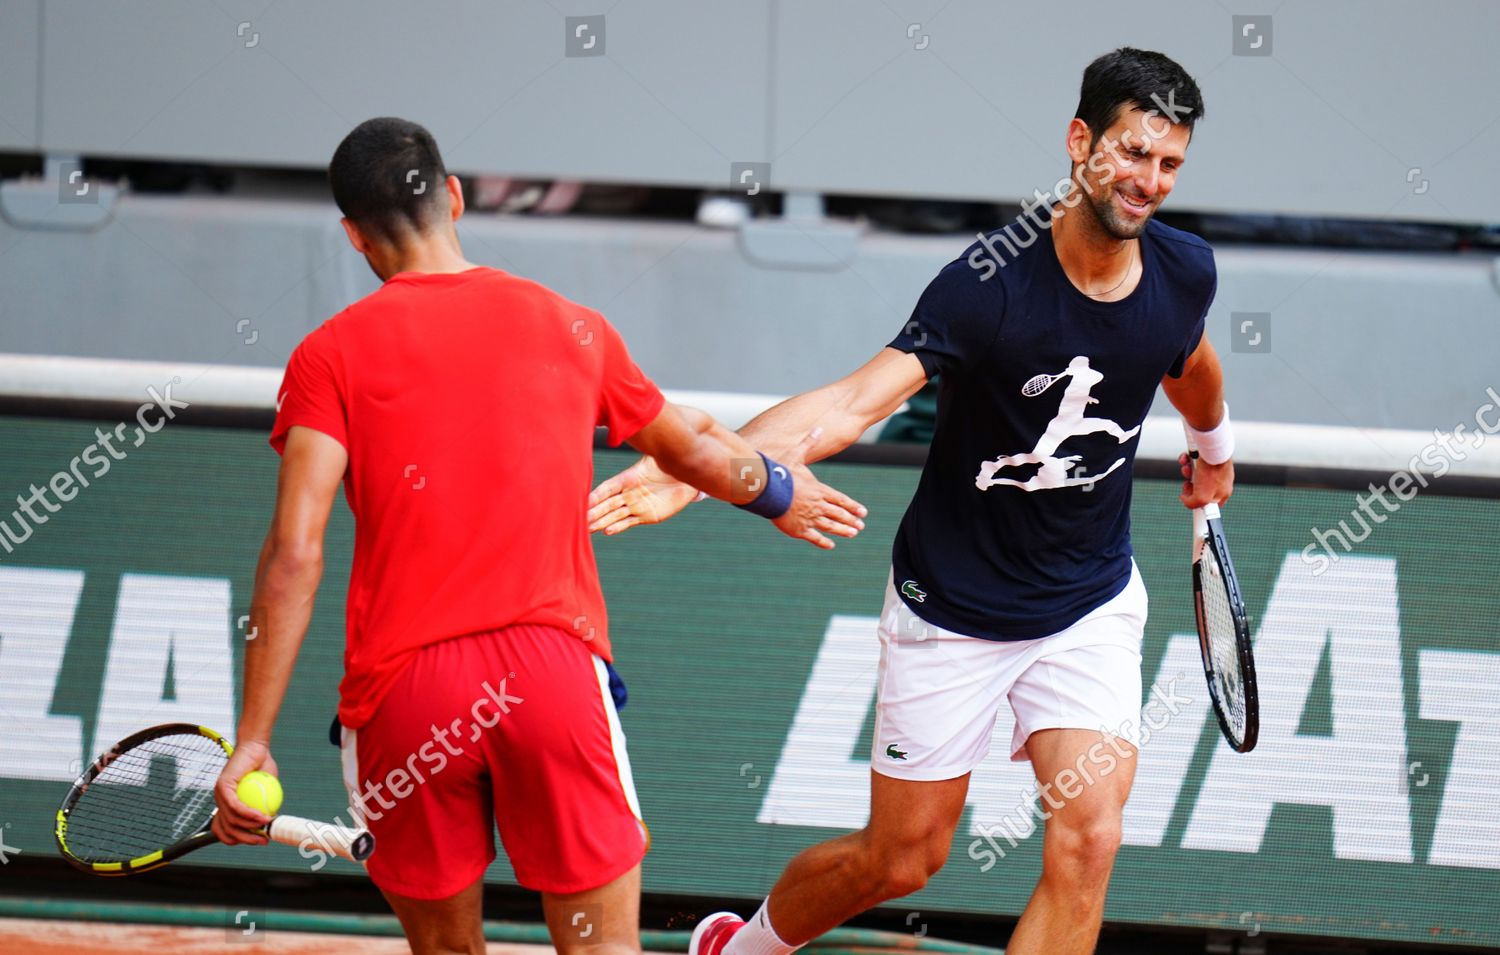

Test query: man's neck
[375,235,479,280]
[1050,202,1137,293]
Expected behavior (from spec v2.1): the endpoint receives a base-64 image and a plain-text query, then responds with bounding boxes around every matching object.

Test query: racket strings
[1200,554,1247,738]
[1020,373,1056,397]
[64,732,227,862]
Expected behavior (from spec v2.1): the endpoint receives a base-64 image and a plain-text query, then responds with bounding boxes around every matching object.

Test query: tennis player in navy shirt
[590,48,1236,955]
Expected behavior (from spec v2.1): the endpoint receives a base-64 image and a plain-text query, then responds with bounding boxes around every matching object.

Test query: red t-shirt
[270,267,664,729]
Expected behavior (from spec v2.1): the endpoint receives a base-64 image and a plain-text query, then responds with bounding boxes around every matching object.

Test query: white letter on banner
[0,567,86,780]
[758,615,880,829]
[1182,553,1412,862]
[1419,649,1500,868]
[93,574,235,787]
[1122,634,1214,846]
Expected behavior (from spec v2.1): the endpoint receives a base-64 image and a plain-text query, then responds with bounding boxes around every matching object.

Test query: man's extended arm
[737,348,931,462]
[620,400,869,549]
[589,348,928,537]
[212,425,347,847]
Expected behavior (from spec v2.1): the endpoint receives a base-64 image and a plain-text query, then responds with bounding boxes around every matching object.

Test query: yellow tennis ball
[237,770,283,816]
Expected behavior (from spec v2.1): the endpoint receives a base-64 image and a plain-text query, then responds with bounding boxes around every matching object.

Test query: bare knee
[1043,816,1122,885]
[861,827,952,900]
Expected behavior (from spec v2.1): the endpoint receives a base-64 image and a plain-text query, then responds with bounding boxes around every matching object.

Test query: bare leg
[381,876,486,955]
[1006,729,1137,955]
[762,771,970,944]
[543,862,642,955]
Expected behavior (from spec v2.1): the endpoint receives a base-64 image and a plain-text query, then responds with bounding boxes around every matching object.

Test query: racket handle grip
[266,814,375,863]
[1183,422,1222,525]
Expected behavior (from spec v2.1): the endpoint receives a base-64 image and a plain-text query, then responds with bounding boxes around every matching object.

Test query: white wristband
[1184,402,1234,465]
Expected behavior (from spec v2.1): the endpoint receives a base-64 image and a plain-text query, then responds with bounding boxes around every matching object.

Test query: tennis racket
[1020,373,1062,397]
[55,722,374,876]
[1186,440,1260,753]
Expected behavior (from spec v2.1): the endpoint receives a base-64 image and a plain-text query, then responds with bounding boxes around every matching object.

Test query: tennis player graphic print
[975,356,1140,491]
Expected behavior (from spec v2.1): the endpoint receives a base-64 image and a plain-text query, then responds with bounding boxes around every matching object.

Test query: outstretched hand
[770,428,867,549]
[588,430,868,547]
[588,456,699,536]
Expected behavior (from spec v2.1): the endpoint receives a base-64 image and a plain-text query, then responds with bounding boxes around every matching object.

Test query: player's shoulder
[495,269,596,317]
[290,313,344,360]
[1146,219,1216,282]
[914,256,1007,340]
[927,240,1011,306]
[437,266,600,324]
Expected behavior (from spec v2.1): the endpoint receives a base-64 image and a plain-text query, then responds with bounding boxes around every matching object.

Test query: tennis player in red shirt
[210,117,867,955]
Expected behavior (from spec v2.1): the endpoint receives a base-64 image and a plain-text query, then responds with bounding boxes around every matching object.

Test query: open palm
[588,456,697,536]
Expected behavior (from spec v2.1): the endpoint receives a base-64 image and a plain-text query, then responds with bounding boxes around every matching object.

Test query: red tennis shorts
[339,623,647,898]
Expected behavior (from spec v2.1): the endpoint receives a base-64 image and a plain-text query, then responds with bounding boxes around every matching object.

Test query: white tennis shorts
[872,562,1147,780]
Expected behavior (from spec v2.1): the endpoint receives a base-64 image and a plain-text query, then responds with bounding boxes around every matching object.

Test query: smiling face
[1067,106,1191,240]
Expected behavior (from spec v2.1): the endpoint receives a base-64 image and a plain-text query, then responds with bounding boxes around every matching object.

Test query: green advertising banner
[0,414,1497,947]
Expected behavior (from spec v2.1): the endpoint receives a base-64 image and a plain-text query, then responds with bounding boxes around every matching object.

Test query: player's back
[271,266,663,727]
[334,267,603,553]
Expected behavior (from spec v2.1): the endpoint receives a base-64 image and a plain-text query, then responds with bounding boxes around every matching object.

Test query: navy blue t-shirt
[888,215,1215,640]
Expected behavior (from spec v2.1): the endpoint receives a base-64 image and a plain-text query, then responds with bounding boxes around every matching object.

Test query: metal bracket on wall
[737,190,861,271]
[0,155,120,231]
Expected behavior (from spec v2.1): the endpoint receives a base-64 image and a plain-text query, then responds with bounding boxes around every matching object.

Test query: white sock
[724,899,801,955]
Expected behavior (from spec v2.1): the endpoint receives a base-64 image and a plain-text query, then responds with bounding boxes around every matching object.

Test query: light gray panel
[771,0,1500,222]
[1203,248,1500,430]
[0,195,352,368]
[442,0,772,185]
[769,0,1221,202]
[42,0,335,163]
[39,0,770,184]
[0,0,40,149]
[1175,0,1500,224]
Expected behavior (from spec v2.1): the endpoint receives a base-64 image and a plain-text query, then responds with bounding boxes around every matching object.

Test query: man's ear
[1064,117,1094,166]
[339,217,369,255]
[445,175,465,222]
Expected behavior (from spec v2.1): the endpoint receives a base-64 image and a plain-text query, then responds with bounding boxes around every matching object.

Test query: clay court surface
[0,917,570,955]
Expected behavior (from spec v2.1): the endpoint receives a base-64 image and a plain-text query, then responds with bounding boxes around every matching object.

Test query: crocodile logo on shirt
[900,580,926,603]
[886,744,909,761]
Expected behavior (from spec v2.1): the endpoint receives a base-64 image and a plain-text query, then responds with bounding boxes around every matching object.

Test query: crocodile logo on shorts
[900,580,926,603]
[885,744,909,761]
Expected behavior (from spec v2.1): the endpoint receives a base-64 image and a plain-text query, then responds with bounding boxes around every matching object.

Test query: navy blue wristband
[736,452,794,519]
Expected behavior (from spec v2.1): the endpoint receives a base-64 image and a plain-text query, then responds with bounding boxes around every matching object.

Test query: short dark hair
[328,117,449,242]
[1074,48,1203,142]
